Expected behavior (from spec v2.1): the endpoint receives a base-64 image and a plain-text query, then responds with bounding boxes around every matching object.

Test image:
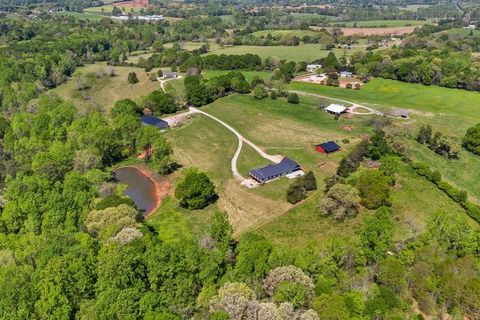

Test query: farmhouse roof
[163,72,177,77]
[250,157,301,182]
[318,141,340,153]
[325,104,346,114]
[140,115,169,129]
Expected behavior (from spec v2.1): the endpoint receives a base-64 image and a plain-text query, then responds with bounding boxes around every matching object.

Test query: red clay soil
[130,165,174,218]
[114,0,151,8]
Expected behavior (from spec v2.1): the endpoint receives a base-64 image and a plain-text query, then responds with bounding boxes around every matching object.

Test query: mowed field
[289,79,480,203]
[251,29,320,37]
[53,63,162,113]
[337,19,429,27]
[315,26,418,36]
[203,44,361,62]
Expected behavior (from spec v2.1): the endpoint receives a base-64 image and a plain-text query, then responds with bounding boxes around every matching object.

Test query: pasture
[337,19,429,27]
[203,44,360,62]
[251,29,320,38]
[53,63,162,113]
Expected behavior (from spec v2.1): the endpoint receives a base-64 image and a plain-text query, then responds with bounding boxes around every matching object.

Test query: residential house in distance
[324,104,347,115]
[140,115,169,130]
[162,72,178,79]
[339,71,353,78]
[306,64,322,72]
[250,157,302,184]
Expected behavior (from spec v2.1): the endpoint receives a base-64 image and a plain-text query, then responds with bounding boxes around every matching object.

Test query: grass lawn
[203,45,358,62]
[336,20,429,27]
[52,63,162,113]
[202,70,272,82]
[51,11,106,20]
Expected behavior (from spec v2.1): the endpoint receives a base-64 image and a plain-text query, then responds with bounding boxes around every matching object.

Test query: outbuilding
[162,72,178,79]
[250,157,302,184]
[324,104,347,115]
[315,141,341,154]
[339,71,353,78]
[140,115,169,130]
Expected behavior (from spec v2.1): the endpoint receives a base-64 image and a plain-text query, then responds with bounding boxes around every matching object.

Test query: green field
[51,11,107,20]
[203,44,359,62]
[435,28,480,38]
[85,4,142,14]
[336,20,429,27]
[251,29,320,37]
[202,70,272,82]
[290,79,480,203]
[53,63,162,113]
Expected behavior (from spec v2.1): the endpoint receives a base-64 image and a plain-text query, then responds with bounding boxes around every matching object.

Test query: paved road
[189,107,283,181]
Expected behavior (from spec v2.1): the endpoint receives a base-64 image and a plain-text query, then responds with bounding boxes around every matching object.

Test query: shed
[325,104,347,115]
[316,141,341,154]
[339,71,353,78]
[250,157,301,184]
[140,115,169,129]
[390,108,409,119]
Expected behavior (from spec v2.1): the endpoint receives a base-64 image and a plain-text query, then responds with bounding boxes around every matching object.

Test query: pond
[114,166,157,215]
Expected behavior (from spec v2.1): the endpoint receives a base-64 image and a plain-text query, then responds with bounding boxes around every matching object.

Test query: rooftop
[140,115,169,129]
[325,104,346,114]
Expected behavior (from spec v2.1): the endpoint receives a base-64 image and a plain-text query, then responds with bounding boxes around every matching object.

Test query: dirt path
[158,76,182,92]
[190,107,283,181]
[291,90,385,116]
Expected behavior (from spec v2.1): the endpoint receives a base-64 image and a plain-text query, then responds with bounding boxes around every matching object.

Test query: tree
[462,123,480,155]
[175,168,217,210]
[209,282,255,320]
[142,90,178,115]
[302,171,317,191]
[286,182,306,204]
[287,93,299,104]
[356,170,391,210]
[127,72,139,84]
[360,206,393,263]
[84,204,139,240]
[209,211,233,252]
[150,135,173,174]
[311,294,349,320]
[320,183,361,220]
[417,124,432,144]
[253,85,269,99]
[110,99,141,119]
[376,257,406,295]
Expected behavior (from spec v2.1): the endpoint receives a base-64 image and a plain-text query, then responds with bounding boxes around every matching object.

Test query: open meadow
[336,19,429,27]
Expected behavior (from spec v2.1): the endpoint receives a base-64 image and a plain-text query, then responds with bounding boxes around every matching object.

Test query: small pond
[114,167,157,215]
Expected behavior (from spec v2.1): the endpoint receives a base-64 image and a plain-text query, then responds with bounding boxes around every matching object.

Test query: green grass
[435,28,480,38]
[251,29,320,37]
[336,20,428,27]
[50,11,106,20]
[147,197,194,242]
[85,4,142,14]
[203,45,358,62]
[202,70,272,82]
[52,63,162,113]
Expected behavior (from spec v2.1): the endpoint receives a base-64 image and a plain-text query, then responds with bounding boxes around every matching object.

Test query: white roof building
[325,104,346,114]
[307,64,322,72]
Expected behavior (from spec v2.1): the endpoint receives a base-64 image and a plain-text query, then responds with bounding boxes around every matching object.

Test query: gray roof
[250,157,301,182]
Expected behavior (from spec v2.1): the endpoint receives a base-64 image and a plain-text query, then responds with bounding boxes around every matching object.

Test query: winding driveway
[188,107,283,181]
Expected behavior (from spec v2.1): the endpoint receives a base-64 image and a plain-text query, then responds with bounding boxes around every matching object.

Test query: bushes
[287,93,299,104]
[417,125,459,159]
[337,140,370,177]
[286,171,317,204]
[127,72,139,84]
[357,170,391,210]
[253,85,269,99]
[320,183,361,220]
[142,90,178,116]
[412,162,480,223]
[462,123,480,155]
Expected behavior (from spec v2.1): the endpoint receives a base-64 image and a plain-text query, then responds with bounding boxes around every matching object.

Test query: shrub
[462,123,480,155]
[127,72,139,84]
[148,72,157,81]
[253,85,269,99]
[286,182,306,204]
[287,93,299,104]
[357,170,391,210]
[270,90,278,100]
[95,194,135,210]
[345,83,352,89]
[302,171,317,191]
[321,183,361,220]
[465,201,480,223]
[175,168,217,210]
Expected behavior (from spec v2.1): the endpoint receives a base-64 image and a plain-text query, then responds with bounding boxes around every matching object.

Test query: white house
[306,64,322,72]
[162,72,178,79]
[325,104,347,115]
[339,71,353,78]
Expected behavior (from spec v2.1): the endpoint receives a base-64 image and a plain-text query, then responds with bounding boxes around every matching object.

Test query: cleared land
[317,26,418,36]
[53,64,161,113]
[203,45,361,62]
[289,79,480,202]
[434,28,480,38]
[251,29,320,37]
[338,20,428,27]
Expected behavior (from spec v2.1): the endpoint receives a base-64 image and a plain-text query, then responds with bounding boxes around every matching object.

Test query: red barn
[315,141,340,154]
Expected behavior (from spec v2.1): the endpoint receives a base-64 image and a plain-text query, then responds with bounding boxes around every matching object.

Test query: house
[250,157,302,184]
[324,104,347,115]
[339,71,353,78]
[140,115,169,129]
[464,24,477,29]
[315,141,341,154]
[306,64,322,72]
[162,72,178,79]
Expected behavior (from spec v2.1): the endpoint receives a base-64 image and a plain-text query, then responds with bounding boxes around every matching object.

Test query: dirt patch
[318,26,417,36]
[342,125,353,131]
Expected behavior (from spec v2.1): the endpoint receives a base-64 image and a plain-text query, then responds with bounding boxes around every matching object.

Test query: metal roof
[318,141,340,153]
[140,115,169,129]
[325,104,346,114]
[250,157,301,182]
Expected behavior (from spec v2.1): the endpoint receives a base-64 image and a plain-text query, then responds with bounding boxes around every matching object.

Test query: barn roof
[250,157,301,182]
[140,115,169,129]
[318,141,340,153]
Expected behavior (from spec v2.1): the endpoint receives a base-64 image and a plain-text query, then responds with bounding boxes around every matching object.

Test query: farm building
[306,64,322,72]
[162,72,178,79]
[389,108,410,119]
[316,141,341,154]
[140,115,169,129]
[325,104,347,115]
[250,157,302,184]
